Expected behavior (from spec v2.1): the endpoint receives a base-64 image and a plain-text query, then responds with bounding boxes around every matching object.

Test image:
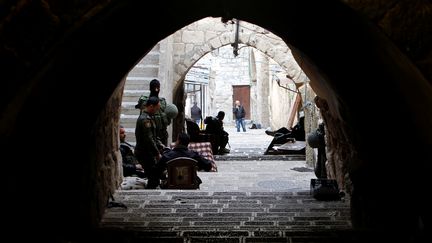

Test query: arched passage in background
[123,17,309,144]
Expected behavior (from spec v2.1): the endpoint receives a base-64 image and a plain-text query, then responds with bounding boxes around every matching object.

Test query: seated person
[265,127,290,136]
[264,116,306,155]
[185,117,216,154]
[265,116,305,140]
[186,117,204,141]
[119,126,145,178]
[158,133,213,187]
[159,132,213,172]
[204,111,230,155]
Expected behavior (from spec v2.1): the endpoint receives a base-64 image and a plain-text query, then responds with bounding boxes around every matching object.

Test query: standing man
[134,96,163,189]
[233,100,246,132]
[190,101,202,125]
[135,79,170,146]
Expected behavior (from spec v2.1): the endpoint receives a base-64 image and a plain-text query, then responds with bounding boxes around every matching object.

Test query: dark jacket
[191,104,202,120]
[120,141,145,178]
[135,111,160,156]
[205,116,223,135]
[137,95,169,145]
[204,116,229,154]
[159,145,212,172]
[233,106,245,119]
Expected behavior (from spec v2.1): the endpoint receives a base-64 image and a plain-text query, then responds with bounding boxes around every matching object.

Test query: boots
[265,130,275,136]
[218,147,230,154]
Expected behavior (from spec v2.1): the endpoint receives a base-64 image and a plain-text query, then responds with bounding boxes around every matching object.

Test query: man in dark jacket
[264,116,306,155]
[233,100,246,132]
[134,96,164,189]
[119,126,145,178]
[135,79,170,145]
[158,132,212,172]
[205,111,229,155]
[190,101,202,125]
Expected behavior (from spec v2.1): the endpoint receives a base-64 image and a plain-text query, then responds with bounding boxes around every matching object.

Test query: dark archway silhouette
[1,0,431,241]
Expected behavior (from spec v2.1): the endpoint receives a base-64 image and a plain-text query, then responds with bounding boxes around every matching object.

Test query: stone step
[120,116,138,128]
[92,229,370,243]
[121,101,139,109]
[99,191,355,242]
[123,89,149,95]
[121,108,140,116]
[122,94,147,103]
[124,78,152,85]
[127,66,159,77]
[124,83,153,90]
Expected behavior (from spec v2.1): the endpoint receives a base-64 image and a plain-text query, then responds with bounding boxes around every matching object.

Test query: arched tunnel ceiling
[1,0,432,200]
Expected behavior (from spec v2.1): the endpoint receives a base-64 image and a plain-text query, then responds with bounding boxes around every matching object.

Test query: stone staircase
[121,44,161,143]
[97,190,361,243]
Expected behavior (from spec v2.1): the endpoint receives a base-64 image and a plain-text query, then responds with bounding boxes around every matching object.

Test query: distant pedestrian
[190,101,202,125]
[233,100,246,132]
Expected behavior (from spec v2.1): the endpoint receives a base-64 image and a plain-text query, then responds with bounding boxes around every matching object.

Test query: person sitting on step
[204,111,230,155]
[119,126,145,178]
[264,116,305,155]
[158,132,213,187]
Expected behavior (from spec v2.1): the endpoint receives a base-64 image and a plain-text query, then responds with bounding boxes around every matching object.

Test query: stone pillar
[303,84,319,168]
[255,50,270,127]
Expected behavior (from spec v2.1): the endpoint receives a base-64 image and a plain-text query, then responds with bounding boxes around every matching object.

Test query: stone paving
[99,125,354,242]
[201,125,311,192]
[100,190,352,242]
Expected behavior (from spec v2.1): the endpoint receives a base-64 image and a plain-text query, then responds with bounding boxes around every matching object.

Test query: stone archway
[125,17,314,146]
[170,17,308,86]
[2,0,431,241]
[167,17,314,144]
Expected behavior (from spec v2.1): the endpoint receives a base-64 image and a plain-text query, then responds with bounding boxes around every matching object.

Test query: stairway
[98,190,356,243]
[120,44,161,144]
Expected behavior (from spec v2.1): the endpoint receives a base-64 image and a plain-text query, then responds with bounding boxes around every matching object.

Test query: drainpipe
[232,19,240,57]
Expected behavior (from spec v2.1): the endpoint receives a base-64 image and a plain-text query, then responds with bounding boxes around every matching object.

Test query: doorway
[232,85,250,119]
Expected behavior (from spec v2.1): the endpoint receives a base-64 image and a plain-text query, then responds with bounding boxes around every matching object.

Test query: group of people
[121,79,212,189]
[122,79,310,188]
[185,109,230,155]
[190,99,247,133]
[186,99,247,155]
